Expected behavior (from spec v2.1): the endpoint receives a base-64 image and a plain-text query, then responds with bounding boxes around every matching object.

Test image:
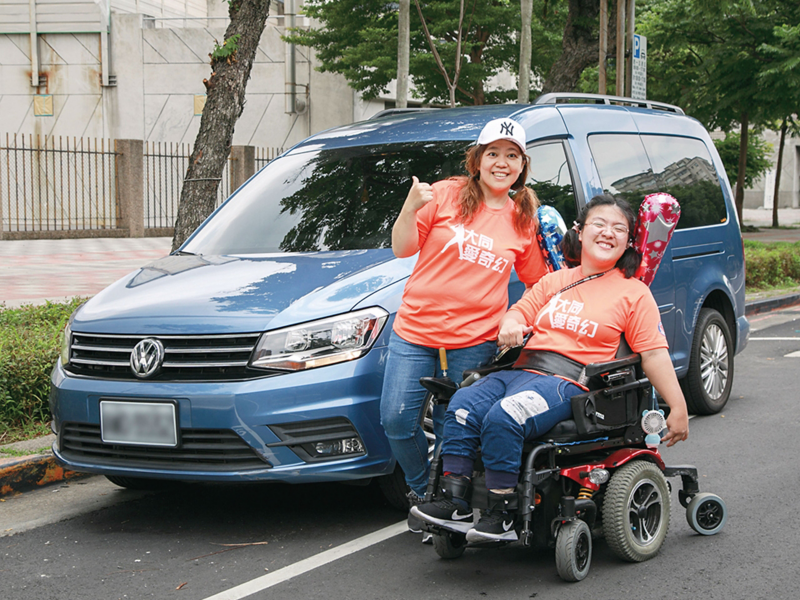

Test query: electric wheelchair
[417,342,728,582]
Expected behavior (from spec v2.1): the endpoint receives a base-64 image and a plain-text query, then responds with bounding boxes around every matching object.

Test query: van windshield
[182,141,470,255]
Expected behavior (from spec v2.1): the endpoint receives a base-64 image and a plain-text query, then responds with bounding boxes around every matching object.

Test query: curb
[745,292,800,316]
[0,452,85,497]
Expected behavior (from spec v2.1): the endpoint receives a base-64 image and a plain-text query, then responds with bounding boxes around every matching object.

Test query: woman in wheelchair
[411,194,690,544]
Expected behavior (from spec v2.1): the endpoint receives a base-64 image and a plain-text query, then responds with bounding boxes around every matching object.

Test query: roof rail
[369,107,438,120]
[533,93,684,115]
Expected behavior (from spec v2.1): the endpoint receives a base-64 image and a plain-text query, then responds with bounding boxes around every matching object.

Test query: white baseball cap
[475,118,526,153]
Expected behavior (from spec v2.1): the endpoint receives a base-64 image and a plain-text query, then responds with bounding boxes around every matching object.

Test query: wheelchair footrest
[465,539,512,550]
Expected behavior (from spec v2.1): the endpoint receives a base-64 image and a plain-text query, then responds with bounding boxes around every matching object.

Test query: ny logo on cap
[500,121,515,136]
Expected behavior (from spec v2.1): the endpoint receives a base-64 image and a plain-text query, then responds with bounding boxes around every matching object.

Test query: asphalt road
[2,306,799,600]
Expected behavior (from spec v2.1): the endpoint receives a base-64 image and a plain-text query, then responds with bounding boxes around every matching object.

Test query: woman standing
[380,118,548,529]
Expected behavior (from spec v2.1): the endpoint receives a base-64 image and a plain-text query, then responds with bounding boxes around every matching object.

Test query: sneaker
[406,491,426,534]
[410,498,474,533]
[421,532,433,545]
[465,510,518,542]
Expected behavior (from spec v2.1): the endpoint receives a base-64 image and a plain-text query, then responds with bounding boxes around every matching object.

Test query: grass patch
[0,298,85,446]
[744,240,800,290]
[0,438,53,456]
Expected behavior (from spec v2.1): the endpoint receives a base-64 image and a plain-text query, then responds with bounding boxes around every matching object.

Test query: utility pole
[598,0,607,94]
[518,0,533,103]
[615,0,625,95]
[396,0,410,108]
[624,0,635,98]
[608,0,635,97]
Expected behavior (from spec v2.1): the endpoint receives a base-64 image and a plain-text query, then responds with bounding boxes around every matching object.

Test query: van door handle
[671,242,725,260]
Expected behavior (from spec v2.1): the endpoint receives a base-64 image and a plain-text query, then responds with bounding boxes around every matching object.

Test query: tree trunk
[171,0,272,251]
[541,0,610,94]
[734,112,749,226]
[772,117,787,228]
[414,0,465,108]
[396,0,410,108]
[518,0,533,103]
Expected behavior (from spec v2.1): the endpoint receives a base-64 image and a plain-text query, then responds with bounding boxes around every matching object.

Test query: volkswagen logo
[130,338,165,378]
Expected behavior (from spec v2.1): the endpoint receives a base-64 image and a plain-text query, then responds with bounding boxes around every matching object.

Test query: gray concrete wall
[744,129,800,209]
[0,8,364,150]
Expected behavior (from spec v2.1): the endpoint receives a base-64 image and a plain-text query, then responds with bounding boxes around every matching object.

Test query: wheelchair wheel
[603,461,670,562]
[432,530,467,559]
[686,492,727,536]
[555,520,592,582]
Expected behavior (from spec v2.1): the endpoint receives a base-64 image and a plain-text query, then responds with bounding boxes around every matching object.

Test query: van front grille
[59,423,270,471]
[66,332,279,381]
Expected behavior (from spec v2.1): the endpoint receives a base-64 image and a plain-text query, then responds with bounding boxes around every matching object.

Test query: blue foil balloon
[536,205,567,271]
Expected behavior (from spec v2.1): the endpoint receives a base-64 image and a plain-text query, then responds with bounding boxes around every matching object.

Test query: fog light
[314,437,364,456]
[588,468,610,485]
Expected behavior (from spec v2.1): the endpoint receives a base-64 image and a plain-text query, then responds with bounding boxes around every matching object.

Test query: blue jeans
[380,331,497,497]
[441,370,582,490]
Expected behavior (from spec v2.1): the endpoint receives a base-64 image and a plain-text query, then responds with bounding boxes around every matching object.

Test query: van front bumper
[49,349,395,484]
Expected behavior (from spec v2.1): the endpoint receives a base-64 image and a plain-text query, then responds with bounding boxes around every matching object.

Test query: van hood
[72,249,412,334]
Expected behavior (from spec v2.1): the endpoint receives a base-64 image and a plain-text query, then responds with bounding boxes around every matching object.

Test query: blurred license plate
[100,401,178,447]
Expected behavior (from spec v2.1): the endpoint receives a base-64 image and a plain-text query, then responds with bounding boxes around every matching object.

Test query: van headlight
[249,307,389,371]
[60,321,72,366]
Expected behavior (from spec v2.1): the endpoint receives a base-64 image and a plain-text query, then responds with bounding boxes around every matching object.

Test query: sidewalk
[0,236,172,308]
[741,207,800,242]
[2,208,800,497]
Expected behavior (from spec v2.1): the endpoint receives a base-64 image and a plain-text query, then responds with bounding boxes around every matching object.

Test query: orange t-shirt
[393,178,547,348]
[508,267,668,367]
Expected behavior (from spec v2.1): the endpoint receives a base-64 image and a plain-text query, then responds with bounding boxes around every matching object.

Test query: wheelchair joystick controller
[641,409,667,448]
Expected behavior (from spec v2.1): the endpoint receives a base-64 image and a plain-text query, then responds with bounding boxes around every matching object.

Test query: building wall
[0,2,361,149]
[743,128,800,209]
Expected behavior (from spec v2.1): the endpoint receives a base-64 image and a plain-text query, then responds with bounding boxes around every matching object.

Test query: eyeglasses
[586,220,629,237]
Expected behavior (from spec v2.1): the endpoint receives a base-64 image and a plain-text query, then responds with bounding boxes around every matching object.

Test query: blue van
[50,95,748,506]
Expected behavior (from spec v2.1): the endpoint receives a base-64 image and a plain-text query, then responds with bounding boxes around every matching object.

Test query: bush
[744,240,800,289]
[0,299,84,434]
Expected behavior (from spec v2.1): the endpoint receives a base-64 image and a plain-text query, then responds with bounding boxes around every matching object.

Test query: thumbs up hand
[402,176,434,214]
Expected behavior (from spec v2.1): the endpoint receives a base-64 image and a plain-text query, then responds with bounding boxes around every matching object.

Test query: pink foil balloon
[633,193,681,286]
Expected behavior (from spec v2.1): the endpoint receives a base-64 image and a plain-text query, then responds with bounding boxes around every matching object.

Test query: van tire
[377,465,411,510]
[681,308,733,414]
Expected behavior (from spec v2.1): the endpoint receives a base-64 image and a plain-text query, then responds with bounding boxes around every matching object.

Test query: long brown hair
[450,143,539,235]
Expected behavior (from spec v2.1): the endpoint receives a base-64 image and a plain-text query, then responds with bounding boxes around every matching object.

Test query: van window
[641,135,727,229]
[183,141,469,254]
[588,134,727,229]
[525,142,578,226]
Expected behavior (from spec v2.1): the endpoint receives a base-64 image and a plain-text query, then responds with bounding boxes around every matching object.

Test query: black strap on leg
[487,490,519,512]
[439,474,472,503]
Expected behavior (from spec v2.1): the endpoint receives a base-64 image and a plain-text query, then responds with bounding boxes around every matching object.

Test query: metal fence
[143,142,233,230]
[1,136,284,235]
[0,134,118,232]
[255,146,283,172]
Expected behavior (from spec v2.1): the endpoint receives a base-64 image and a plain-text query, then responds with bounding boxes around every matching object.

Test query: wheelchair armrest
[583,353,641,378]
[461,344,521,380]
[419,376,459,404]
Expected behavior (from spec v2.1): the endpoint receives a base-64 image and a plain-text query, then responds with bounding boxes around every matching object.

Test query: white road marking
[785,351,800,358]
[202,521,407,600]
[748,337,800,341]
